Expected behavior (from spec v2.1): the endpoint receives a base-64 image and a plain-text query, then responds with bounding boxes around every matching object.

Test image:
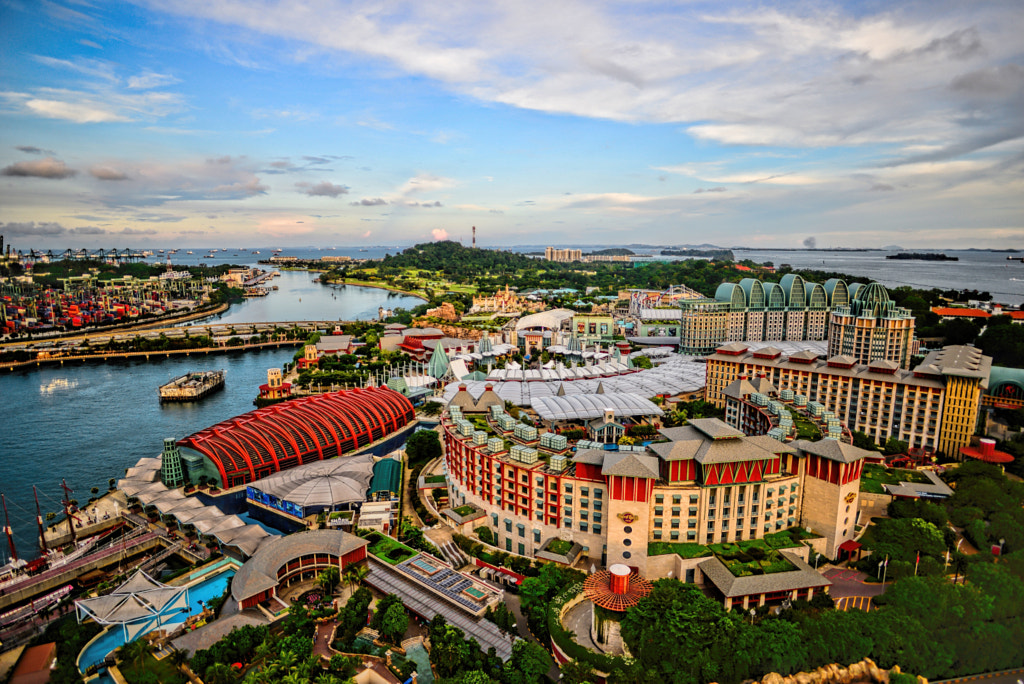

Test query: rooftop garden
[861,463,934,494]
[544,538,574,556]
[423,474,448,484]
[648,542,715,559]
[710,539,797,576]
[453,505,478,517]
[363,531,418,565]
[648,528,813,565]
[787,408,822,440]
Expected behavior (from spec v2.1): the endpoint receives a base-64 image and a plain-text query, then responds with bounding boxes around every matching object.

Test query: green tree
[381,601,409,644]
[502,640,551,684]
[560,658,597,684]
[882,437,909,456]
[405,429,442,465]
[318,566,340,594]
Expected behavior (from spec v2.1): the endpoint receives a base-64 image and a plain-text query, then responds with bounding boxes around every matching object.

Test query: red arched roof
[179,386,414,487]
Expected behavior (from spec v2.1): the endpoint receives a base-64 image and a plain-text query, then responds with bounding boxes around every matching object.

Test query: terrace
[860,464,933,494]
[648,528,814,576]
[362,532,418,566]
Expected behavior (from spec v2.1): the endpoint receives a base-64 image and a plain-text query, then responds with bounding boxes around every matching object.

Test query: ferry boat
[158,370,225,402]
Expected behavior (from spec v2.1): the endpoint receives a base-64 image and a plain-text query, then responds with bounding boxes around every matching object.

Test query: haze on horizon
[1,0,1022,250]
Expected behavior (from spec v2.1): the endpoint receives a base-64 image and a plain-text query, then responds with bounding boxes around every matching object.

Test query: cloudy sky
[1,0,1022,249]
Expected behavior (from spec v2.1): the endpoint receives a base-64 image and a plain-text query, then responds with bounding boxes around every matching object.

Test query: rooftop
[231,530,369,601]
[698,551,830,598]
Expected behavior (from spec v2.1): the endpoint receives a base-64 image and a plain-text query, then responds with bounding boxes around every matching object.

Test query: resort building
[545,247,582,262]
[441,410,872,578]
[515,309,575,351]
[176,386,415,488]
[231,530,368,610]
[827,282,916,368]
[571,314,617,346]
[665,275,850,354]
[470,285,544,315]
[705,343,991,457]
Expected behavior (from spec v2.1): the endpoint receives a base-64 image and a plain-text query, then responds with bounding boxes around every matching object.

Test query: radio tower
[472,226,476,248]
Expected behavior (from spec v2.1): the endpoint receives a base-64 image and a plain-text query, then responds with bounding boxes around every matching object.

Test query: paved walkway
[314,620,337,659]
[823,568,888,599]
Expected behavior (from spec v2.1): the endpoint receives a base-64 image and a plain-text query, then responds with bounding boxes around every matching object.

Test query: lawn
[787,409,822,440]
[119,653,188,684]
[424,475,447,484]
[861,464,933,494]
[648,542,714,559]
[453,504,480,517]
[366,533,418,565]
[545,539,574,556]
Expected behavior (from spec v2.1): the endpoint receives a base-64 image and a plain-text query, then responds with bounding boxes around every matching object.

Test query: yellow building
[705,343,990,458]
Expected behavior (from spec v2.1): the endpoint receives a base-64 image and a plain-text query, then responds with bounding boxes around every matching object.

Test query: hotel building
[545,247,583,263]
[673,275,851,354]
[441,410,872,575]
[705,343,990,457]
[827,282,916,368]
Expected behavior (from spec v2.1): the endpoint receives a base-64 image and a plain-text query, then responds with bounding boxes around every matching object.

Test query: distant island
[587,248,635,256]
[661,248,735,260]
[886,252,959,261]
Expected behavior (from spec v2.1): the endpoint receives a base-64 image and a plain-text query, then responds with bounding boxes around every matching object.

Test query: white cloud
[397,173,456,196]
[127,71,180,89]
[145,0,1024,157]
[431,228,449,240]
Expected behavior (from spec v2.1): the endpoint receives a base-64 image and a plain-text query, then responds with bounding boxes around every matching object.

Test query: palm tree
[343,564,369,595]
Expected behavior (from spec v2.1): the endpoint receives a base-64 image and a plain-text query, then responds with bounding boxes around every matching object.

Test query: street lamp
[999,538,1006,557]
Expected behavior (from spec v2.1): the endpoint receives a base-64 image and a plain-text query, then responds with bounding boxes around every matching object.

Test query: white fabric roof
[515,308,575,331]
[531,393,665,421]
[441,352,708,406]
[249,453,374,507]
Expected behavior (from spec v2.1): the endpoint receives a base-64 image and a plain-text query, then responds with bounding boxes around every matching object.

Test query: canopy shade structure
[76,570,190,642]
[247,452,375,510]
[530,393,664,422]
[442,352,708,406]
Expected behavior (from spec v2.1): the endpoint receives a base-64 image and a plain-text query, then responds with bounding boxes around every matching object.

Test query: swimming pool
[78,569,235,676]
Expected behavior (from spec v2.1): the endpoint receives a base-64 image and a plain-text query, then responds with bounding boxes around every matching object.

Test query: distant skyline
[1,0,1022,249]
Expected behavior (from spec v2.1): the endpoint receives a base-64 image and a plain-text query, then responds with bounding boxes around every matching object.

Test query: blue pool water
[79,569,235,674]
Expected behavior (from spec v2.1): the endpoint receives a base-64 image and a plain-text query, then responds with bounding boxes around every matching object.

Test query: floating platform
[159,370,225,402]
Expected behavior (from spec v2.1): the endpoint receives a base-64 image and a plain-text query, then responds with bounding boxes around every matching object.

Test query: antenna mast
[34,486,47,554]
[2,494,17,562]
[61,479,77,543]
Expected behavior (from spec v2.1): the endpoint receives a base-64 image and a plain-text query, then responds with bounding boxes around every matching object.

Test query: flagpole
[914,550,920,576]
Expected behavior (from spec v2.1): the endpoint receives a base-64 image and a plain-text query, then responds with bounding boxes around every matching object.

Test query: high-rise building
[672,275,850,354]
[827,282,916,368]
[705,343,990,457]
[544,246,582,262]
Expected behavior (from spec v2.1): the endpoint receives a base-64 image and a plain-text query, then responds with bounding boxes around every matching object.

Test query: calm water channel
[0,275,423,560]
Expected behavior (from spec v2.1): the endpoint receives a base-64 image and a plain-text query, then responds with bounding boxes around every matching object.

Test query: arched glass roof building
[178,386,414,488]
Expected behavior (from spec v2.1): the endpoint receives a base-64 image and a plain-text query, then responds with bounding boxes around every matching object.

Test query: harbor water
[0,276,422,560]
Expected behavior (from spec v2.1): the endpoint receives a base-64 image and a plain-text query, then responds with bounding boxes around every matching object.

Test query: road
[933,669,1024,684]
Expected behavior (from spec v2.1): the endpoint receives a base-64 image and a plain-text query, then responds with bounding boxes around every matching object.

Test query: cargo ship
[158,370,225,402]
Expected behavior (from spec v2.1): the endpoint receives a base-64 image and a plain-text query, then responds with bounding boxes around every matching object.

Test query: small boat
[159,370,225,402]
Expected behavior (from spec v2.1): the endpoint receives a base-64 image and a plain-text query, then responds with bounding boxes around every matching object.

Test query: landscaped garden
[787,408,822,440]
[364,532,418,565]
[647,542,715,559]
[453,504,478,517]
[709,539,797,576]
[860,463,933,494]
[649,528,813,565]
[544,538,574,556]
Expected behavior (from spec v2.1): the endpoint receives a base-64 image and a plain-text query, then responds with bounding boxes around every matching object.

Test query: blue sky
[1,0,1022,249]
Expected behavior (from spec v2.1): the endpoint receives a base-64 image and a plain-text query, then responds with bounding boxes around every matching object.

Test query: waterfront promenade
[0,338,303,371]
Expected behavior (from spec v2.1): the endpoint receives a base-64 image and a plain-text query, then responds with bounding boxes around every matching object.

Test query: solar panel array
[396,557,492,613]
